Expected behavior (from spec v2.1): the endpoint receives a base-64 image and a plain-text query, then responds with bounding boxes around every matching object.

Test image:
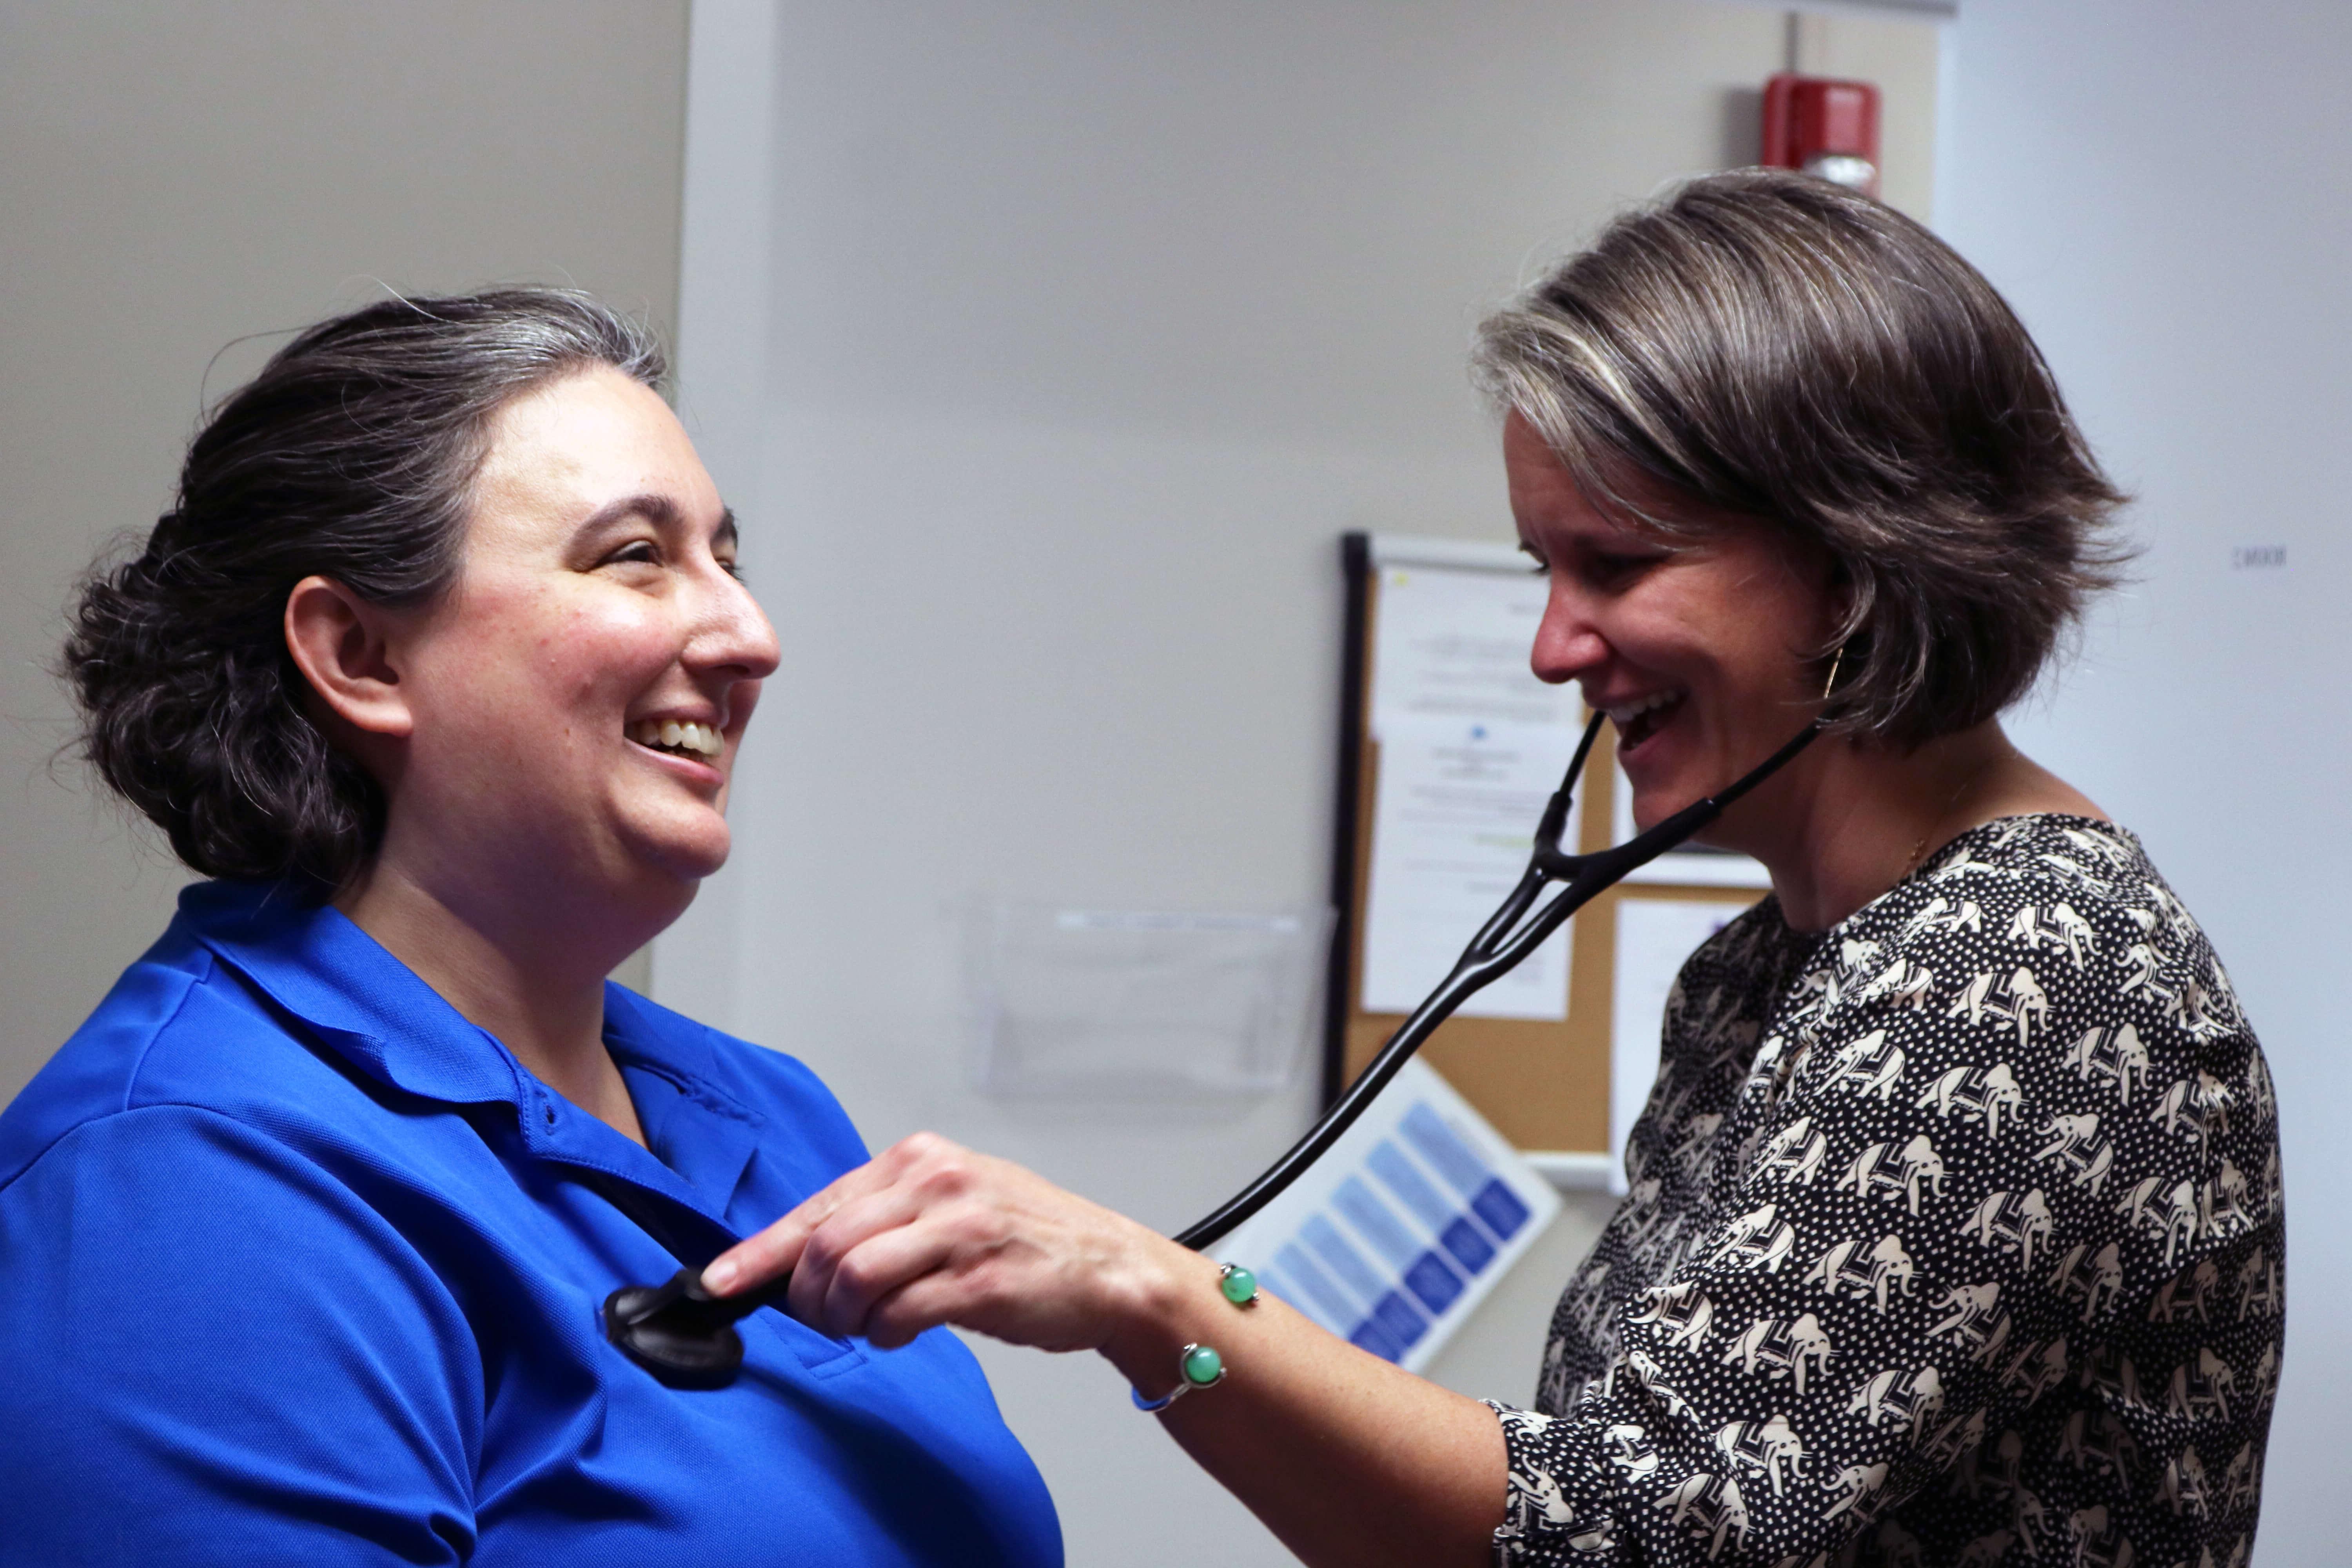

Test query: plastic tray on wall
[966,902,1332,1103]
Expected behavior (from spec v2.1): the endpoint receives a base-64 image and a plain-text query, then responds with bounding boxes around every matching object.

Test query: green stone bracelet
[1128,1263,1259,1412]
[1130,1343,1226,1412]
[1218,1263,1261,1307]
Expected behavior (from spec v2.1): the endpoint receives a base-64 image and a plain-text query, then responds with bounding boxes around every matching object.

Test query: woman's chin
[1620,753,1673,825]
[619,813,733,887]
[1625,776,1707,838]
[1623,727,1729,834]
[657,837,731,886]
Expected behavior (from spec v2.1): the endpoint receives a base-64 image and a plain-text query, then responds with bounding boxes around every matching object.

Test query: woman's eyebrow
[580,493,682,532]
[579,494,734,544]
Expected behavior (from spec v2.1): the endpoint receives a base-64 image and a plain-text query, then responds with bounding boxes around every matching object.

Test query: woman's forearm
[1102,1243,1506,1568]
[705,1134,1509,1566]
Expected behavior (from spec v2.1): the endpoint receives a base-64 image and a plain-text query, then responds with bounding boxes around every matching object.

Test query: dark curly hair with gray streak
[1472,169,2130,748]
[63,289,665,893]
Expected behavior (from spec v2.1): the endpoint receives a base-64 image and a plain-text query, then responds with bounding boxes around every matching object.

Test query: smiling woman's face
[381,365,780,906]
[1504,413,1839,843]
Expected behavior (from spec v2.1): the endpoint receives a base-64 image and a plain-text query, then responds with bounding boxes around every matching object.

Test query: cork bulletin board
[1320,533,1767,1183]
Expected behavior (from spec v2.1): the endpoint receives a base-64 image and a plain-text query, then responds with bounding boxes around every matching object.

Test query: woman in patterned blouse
[702,169,2282,1568]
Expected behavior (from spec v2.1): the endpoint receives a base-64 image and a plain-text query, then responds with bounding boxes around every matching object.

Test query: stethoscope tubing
[1171,713,1820,1251]
[604,711,1822,1386]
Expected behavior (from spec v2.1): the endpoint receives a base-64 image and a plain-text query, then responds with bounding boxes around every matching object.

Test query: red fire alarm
[1762,73,1881,197]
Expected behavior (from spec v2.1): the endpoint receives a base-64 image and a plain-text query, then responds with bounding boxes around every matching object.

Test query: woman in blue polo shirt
[0,290,1060,1565]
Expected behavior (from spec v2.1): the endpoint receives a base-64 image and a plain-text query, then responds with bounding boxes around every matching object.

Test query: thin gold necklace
[1817,648,1996,883]
[1902,755,2002,879]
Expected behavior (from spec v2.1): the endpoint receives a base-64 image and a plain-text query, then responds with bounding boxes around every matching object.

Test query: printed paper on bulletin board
[1327,535,1769,1165]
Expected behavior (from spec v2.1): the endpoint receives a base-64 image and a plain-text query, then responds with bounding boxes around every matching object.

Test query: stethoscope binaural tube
[604,711,1820,1385]
[1170,712,1820,1251]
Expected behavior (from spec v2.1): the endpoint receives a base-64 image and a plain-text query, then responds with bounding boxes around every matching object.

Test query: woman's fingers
[789,1137,1043,1332]
[809,1200,1123,1350]
[702,1132,949,1295]
[859,1272,995,1352]
[705,1131,1176,1355]
[799,1203,972,1339]
[699,1186,838,1294]
[786,1178,963,1330]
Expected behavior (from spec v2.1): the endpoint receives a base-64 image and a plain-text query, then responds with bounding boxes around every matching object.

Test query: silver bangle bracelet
[1127,1263,1256,1412]
[1129,1343,1227,1412]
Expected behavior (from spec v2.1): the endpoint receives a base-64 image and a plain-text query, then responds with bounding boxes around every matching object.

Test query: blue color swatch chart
[1220,1056,1560,1373]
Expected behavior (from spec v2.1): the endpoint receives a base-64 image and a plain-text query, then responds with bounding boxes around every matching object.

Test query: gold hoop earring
[1821,644,1846,704]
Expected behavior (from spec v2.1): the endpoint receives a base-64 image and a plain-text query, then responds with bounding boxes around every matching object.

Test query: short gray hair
[1472,169,2129,748]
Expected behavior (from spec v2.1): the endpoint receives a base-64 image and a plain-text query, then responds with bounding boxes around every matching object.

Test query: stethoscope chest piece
[604,1267,779,1389]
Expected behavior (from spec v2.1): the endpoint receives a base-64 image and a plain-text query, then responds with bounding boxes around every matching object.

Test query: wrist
[1099,1242,1223,1391]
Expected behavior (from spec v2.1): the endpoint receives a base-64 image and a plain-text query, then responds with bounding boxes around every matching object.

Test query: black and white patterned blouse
[1493,814,2283,1568]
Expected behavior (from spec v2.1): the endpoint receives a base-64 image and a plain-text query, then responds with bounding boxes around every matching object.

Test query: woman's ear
[1821,553,1859,638]
[283,575,414,742]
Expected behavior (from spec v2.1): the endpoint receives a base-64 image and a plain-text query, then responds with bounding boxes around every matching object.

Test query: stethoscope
[604,711,1822,1387]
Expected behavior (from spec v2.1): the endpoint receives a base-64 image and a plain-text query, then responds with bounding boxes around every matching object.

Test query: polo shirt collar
[174,882,764,1220]
[178,880,525,1108]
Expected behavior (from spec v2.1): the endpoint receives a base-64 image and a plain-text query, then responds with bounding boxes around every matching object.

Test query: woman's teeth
[1606,691,1684,746]
[1605,691,1682,726]
[630,719,723,759]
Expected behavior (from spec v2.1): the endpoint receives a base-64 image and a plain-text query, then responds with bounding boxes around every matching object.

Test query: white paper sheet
[1219,1055,1561,1374]
[1368,565,1576,733]
[1609,898,1745,1193]
[1359,716,1577,1019]
[1359,563,1586,1020]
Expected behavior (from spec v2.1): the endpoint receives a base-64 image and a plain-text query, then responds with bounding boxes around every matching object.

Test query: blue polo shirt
[0,881,1062,1566]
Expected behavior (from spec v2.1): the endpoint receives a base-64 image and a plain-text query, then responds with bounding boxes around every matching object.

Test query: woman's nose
[1529,583,1608,686]
[691,572,782,681]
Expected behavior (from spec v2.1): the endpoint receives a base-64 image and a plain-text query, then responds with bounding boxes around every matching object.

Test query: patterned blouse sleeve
[1487,827,2274,1566]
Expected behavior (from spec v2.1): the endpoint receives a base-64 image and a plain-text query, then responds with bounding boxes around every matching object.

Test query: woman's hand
[708,1133,1508,1568]
[702,1133,1192,1358]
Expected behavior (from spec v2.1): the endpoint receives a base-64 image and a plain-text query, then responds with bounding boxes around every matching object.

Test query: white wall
[661,5,1936,1562]
[1935,3,2348,1559]
[0,1,689,1097]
